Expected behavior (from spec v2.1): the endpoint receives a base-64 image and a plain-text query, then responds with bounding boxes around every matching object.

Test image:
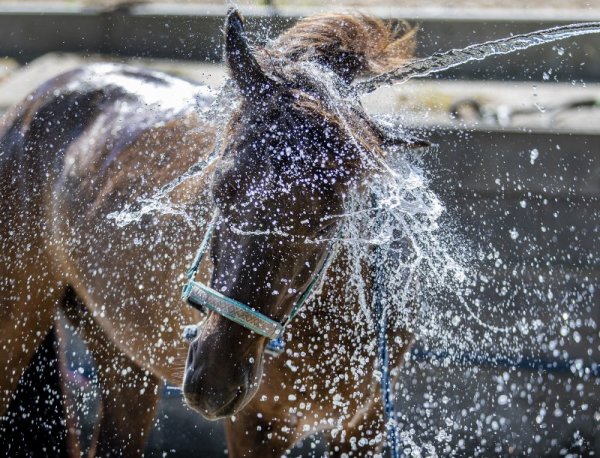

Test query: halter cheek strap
[181,212,334,355]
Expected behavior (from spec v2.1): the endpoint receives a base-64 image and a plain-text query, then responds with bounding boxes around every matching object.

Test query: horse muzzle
[182,332,263,420]
[183,381,248,420]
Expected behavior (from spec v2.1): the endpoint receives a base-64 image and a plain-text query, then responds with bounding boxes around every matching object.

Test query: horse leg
[0,323,80,457]
[0,200,76,454]
[90,350,160,458]
[61,289,160,457]
[0,283,61,417]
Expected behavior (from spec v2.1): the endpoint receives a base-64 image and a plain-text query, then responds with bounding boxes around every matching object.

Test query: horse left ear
[225,9,275,98]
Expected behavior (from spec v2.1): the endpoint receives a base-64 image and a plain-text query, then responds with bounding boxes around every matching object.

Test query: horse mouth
[183,387,247,420]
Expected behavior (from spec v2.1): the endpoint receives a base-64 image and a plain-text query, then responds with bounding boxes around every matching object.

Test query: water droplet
[497,394,509,406]
[529,148,539,165]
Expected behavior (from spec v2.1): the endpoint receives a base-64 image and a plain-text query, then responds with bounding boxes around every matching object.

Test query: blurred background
[0,1,598,456]
[0,0,598,7]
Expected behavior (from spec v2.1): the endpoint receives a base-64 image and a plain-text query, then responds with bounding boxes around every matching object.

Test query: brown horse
[0,9,418,457]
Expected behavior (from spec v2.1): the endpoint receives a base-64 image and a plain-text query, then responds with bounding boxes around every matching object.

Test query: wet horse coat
[0,11,415,456]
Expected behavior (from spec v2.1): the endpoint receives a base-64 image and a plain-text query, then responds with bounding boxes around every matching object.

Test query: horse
[0,9,420,456]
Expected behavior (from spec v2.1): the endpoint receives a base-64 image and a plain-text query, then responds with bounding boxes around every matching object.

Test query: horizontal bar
[410,347,599,378]
[1,4,600,82]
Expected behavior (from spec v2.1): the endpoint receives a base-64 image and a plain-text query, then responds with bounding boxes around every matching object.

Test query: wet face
[182,97,359,418]
[182,9,372,419]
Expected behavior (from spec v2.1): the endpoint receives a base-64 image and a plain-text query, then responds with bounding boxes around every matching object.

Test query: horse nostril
[183,382,248,420]
[225,385,247,410]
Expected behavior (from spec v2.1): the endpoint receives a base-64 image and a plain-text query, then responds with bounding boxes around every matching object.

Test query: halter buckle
[265,336,286,356]
[181,324,199,342]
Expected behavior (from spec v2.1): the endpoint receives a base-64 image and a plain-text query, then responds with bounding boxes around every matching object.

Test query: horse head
[183,8,420,419]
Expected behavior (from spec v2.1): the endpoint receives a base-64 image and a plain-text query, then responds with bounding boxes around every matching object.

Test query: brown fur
[267,13,416,81]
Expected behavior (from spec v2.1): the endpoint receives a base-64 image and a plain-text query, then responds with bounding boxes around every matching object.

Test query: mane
[224,12,416,173]
[266,13,416,82]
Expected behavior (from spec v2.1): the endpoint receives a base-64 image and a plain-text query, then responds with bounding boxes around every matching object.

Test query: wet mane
[219,11,418,200]
[266,13,416,82]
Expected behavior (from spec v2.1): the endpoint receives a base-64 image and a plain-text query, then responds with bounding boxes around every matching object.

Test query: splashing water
[107,80,239,227]
[109,21,600,234]
[108,21,600,231]
[343,142,595,362]
[357,22,600,93]
[107,156,217,227]
[102,20,598,455]
[105,35,595,357]
[336,149,462,325]
[327,132,597,456]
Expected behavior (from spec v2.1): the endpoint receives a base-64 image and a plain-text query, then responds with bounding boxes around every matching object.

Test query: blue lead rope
[375,285,400,458]
[372,193,401,458]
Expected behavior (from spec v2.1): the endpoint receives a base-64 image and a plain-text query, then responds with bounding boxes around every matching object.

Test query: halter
[181,212,335,355]
[182,205,403,457]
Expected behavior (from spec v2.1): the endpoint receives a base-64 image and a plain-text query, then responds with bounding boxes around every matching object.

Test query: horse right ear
[225,9,275,98]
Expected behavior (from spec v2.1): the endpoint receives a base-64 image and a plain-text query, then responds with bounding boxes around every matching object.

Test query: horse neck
[310,248,366,324]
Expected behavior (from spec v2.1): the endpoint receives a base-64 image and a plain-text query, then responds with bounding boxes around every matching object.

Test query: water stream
[356,22,600,93]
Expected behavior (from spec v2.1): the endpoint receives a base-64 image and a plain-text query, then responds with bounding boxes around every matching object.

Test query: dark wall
[1,7,599,82]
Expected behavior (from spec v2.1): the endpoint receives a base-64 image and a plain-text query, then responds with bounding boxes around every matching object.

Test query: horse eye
[212,185,233,208]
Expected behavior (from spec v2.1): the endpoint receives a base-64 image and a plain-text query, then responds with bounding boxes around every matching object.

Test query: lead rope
[371,192,401,458]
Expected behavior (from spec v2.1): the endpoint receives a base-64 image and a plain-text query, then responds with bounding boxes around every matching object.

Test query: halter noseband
[181,212,334,356]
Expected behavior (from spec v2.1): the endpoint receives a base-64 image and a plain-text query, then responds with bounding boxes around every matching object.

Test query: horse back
[0,63,217,237]
[0,66,215,380]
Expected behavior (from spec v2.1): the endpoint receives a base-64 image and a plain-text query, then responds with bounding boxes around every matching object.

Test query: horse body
[47,65,216,381]
[0,65,220,454]
[1,10,416,456]
[1,64,212,384]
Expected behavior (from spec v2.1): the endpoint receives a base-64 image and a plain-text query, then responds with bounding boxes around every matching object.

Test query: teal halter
[181,212,335,355]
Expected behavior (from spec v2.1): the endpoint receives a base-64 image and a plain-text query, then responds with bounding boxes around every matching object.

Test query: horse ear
[225,9,275,98]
